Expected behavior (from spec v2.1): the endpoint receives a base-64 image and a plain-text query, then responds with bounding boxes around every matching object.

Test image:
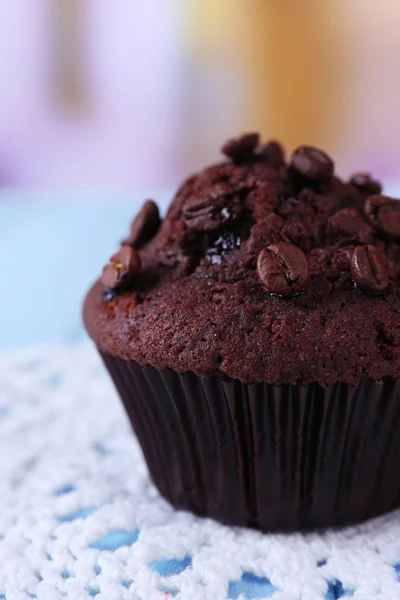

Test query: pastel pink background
[0,1,399,193]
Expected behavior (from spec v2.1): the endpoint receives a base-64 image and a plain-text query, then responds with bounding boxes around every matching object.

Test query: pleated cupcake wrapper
[101,352,400,531]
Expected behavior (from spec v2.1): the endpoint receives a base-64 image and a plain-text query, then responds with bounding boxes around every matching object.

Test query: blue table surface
[1,184,399,350]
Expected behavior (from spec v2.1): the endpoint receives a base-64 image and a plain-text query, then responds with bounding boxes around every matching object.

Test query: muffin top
[83,134,400,386]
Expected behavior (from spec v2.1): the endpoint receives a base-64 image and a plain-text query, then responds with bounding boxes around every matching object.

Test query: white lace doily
[1,344,400,600]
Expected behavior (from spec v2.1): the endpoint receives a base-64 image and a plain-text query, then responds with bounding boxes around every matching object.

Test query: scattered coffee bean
[183,184,237,231]
[364,194,400,236]
[349,172,382,195]
[350,245,388,292]
[290,146,334,182]
[257,242,310,297]
[122,200,160,248]
[101,246,141,294]
[221,132,259,163]
[258,140,285,168]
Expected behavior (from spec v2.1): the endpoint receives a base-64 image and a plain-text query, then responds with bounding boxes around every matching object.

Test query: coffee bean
[258,140,285,168]
[101,246,141,293]
[257,242,310,297]
[221,132,259,163]
[290,146,334,182]
[364,194,400,236]
[122,200,160,248]
[350,245,388,292]
[183,184,237,231]
[349,172,382,195]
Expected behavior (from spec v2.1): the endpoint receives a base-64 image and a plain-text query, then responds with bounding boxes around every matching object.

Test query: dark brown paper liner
[101,351,400,531]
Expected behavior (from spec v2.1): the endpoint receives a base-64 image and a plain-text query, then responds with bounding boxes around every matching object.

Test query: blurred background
[1,0,400,349]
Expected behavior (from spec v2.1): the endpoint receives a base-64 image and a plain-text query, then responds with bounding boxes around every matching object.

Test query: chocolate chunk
[350,245,388,292]
[364,195,400,236]
[290,146,334,182]
[206,230,244,264]
[349,172,382,195]
[122,200,160,248]
[101,246,141,293]
[258,140,285,168]
[257,242,310,297]
[102,288,117,302]
[221,133,259,163]
[183,184,238,231]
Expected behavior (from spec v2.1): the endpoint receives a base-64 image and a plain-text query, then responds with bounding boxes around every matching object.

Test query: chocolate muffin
[83,134,400,530]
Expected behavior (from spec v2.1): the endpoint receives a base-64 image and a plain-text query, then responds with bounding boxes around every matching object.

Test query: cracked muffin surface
[83,136,400,386]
